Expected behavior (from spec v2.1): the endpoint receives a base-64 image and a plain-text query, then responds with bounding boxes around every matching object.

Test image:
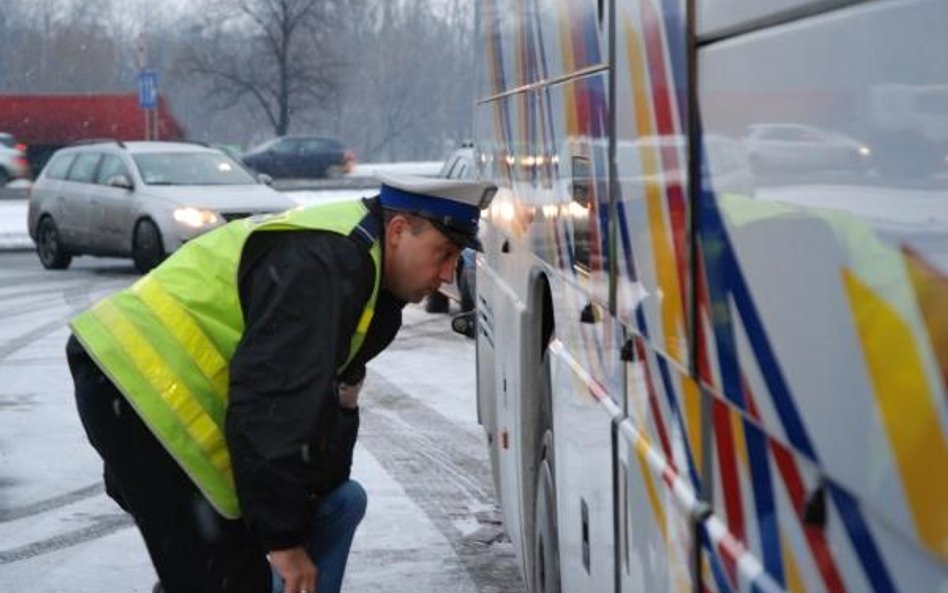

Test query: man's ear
[385,215,406,247]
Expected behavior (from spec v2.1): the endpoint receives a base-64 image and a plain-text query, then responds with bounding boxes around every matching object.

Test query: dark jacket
[226,199,403,551]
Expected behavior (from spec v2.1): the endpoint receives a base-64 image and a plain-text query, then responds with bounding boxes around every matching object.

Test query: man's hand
[269,546,317,593]
[338,380,363,409]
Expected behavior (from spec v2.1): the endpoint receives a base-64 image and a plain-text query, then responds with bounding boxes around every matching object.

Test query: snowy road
[0,250,524,593]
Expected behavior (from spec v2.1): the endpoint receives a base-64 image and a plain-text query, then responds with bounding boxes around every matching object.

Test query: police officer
[67,173,497,593]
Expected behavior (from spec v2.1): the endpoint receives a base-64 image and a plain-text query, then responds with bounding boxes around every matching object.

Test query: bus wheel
[532,430,560,593]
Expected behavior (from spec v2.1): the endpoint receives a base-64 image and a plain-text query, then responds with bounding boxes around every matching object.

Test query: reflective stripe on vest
[70,200,382,518]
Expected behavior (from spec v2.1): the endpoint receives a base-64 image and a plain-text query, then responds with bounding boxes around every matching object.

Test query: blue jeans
[272,480,367,593]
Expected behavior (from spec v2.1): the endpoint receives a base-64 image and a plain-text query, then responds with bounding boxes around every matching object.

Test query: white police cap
[376,172,497,251]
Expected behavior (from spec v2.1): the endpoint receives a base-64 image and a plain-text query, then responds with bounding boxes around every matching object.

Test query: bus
[468,1,948,592]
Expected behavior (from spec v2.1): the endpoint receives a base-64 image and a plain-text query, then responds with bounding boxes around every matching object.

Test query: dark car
[241,135,355,179]
[425,147,477,319]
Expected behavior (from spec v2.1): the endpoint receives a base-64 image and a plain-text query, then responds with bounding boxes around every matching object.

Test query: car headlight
[173,207,220,228]
[858,145,871,157]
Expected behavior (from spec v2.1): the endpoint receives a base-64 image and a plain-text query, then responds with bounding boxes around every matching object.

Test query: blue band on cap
[379,184,479,235]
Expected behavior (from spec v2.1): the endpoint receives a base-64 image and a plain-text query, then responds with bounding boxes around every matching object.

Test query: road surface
[0,250,524,593]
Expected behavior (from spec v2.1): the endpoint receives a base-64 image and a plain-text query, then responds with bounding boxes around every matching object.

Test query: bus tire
[532,430,560,593]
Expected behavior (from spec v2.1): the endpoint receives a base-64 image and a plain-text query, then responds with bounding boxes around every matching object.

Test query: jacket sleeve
[226,230,374,551]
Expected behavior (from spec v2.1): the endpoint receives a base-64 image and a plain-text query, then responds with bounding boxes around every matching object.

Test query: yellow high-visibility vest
[70,200,382,518]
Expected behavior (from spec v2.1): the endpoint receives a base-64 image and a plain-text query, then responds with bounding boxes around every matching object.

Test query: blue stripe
[529,0,550,80]
[616,199,638,281]
[581,4,602,64]
[701,527,737,593]
[564,215,577,272]
[698,188,745,409]
[743,419,785,586]
[591,81,611,270]
[636,306,648,338]
[661,0,689,136]
[827,482,898,593]
[698,187,817,460]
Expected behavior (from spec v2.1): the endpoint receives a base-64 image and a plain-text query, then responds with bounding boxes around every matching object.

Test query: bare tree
[176,0,341,136]
[325,0,475,162]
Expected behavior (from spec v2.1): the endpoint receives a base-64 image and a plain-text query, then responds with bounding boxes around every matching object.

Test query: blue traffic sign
[138,70,158,109]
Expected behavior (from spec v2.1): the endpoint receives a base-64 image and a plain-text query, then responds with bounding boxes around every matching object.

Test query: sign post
[137,69,158,140]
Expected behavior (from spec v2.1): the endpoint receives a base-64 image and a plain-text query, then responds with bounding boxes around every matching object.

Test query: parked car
[0,132,27,151]
[426,146,478,318]
[744,122,871,180]
[28,140,297,272]
[241,135,355,179]
[0,144,30,185]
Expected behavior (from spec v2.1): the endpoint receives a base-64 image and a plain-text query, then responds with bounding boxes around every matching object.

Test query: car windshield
[133,152,257,185]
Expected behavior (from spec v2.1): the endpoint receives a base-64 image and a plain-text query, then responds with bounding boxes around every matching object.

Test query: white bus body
[471,1,948,592]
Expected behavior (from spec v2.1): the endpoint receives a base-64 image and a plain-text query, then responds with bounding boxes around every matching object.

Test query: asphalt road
[0,251,525,593]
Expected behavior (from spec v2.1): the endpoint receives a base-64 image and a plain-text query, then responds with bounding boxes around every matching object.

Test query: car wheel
[0,168,10,186]
[133,219,166,273]
[36,216,72,270]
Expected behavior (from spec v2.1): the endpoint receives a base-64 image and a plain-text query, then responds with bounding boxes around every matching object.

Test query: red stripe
[713,399,746,547]
[770,442,849,593]
[745,376,849,592]
[741,375,761,421]
[517,0,529,86]
[640,0,689,313]
[695,247,714,386]
[716,530,746,589]
[636,338,677,476]
[588,377,609,402]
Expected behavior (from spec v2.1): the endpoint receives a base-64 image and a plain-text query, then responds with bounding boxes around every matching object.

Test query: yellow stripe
[92,300,233,481]
[133,277,229,402]
[731,408,749,472]
[560,4,577,136]
[682,377,703,475]
[780,534,806,593]
[625,17,685,363]
[624,16,653,149]
[843,268,948,560]
[903,247,948,389]
[633,432,668,542]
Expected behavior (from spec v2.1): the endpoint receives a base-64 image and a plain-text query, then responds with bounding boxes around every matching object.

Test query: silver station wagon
[28,140,297,272]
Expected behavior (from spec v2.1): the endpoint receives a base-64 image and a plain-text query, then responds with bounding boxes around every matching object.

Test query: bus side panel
[544,274,625,592]
[695,0,814,40]
[476,214,532,571]
[617,419,695,593]
[698,0,948,581]
[613,0,692,368]
[617,347,705,593]
[699,398,946,593]
[478,0,605,98]
[477,0,606,98]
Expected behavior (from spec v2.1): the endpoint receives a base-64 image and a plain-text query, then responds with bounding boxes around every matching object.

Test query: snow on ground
[349,161,442,178]
[0,200,31,250]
